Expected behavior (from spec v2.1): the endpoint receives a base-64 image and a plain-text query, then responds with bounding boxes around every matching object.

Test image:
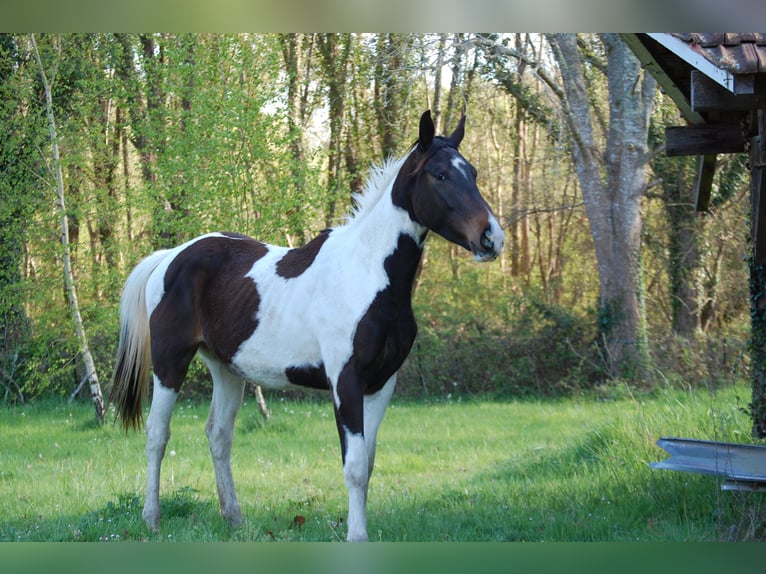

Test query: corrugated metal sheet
[651,437,766,491]
[672,33,766,75]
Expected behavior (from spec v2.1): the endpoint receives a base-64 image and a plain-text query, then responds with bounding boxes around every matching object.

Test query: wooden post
[750,109,766,439]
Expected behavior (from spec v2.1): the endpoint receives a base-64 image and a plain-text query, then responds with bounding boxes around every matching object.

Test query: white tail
[109,250,168,430]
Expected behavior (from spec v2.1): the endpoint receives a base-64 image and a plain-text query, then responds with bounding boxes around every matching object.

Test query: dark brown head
[393,110,504,262]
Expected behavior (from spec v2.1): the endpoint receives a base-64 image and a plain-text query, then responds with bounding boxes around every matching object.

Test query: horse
[109,110,504,541]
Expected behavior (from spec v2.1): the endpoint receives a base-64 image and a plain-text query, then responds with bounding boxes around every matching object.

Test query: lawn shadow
[431,423,764,542]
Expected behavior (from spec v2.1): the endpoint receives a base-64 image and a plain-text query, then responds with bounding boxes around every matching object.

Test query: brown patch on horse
[276,230,331,279]
[285,363,331,390]
[150,234,268,390]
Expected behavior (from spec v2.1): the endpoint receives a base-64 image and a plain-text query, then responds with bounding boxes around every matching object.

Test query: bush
[649,332,748,391]
[400,294,750,401]
[399,297,598,398]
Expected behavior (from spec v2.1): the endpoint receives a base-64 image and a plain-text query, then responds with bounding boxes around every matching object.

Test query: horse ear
[446,115,466,148]
[418,110,435,151]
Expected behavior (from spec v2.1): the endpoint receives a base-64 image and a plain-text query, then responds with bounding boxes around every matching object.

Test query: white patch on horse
[474,213,505,263]
[346,155,408,225]
[342,431,369,542]
[142,380,178,529]
[450,155,470,180]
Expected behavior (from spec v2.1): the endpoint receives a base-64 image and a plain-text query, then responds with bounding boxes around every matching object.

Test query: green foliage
[0,35,47,402]
[0,33,754,408]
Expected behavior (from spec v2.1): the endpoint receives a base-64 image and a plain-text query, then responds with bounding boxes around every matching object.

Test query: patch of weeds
[238,414,290,436]
[161,486,200,519]
[73,492,143,541]
[238,412,269,434]
[74,417,108,432]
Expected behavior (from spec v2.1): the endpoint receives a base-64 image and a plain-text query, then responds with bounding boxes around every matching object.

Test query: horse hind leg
[142,378,178,530]
[201,353,245,526]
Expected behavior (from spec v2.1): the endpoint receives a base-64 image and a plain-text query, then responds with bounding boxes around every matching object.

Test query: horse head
[394,110,505,262]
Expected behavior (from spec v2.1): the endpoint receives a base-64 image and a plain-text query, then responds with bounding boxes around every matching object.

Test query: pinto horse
[109,110,504,541]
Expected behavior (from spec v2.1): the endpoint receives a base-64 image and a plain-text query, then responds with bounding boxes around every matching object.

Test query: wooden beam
[621,34,705,125]
[733,74,756,96]
[665,124,746,156]
[647,33,739,94]
[692,70,766,112]
[694,154,717,212]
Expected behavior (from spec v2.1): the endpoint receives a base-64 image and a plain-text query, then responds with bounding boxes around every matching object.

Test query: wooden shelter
[622,33,766,438]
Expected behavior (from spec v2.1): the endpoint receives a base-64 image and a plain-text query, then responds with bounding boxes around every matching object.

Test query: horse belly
[228,328,320,390]
[227,294,326,390]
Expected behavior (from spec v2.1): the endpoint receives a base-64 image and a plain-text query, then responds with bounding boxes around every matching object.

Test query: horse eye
[435,172,447,182]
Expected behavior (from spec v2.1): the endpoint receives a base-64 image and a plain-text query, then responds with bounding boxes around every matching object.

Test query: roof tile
[673,32,766,74]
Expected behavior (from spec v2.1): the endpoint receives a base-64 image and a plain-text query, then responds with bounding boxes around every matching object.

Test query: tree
[0,33,752,405]
[545,33,657,379]
[374,34,414,159]
[31,34,105,422]
[648,98,702,336]
[280,33,315,244]
[317,33,352,226]
[113,33,169,248]
[473,33,658,377]
[477,33,551,281]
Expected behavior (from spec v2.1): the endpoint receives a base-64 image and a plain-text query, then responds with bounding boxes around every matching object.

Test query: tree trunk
[317,34,352,226]
[115,33,167,249]
[511,82,527,277]
[666,157,701,336]
[547,33,656,380]
[374,34,412,159]
[31,34,105,423]
[280,34,308,190]
[442,33,470,134]
[750,109,766,438]
[431,34,448,131]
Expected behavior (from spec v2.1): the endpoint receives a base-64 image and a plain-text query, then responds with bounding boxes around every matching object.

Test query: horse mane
[342,151,412,226]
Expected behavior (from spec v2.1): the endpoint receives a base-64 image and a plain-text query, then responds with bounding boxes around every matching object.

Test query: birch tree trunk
[31,34,105,422]
[547,33,656,379]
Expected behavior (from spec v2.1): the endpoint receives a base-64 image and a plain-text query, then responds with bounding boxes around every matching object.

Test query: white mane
[342,152,411,226]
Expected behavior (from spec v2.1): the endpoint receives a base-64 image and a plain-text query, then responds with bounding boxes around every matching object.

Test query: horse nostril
[480,228,494,252]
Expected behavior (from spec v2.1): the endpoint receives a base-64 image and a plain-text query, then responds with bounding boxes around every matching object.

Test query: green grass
[1,383,763,542]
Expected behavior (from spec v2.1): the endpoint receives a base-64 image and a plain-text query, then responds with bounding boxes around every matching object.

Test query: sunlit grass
[0,383,762,541]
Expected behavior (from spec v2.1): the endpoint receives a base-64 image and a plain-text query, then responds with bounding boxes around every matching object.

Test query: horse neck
[342,179,427,296]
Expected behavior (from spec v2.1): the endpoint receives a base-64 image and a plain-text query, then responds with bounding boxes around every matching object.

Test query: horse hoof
[346,532,369,542]
[142,510,160,531]
[223,510,243,528]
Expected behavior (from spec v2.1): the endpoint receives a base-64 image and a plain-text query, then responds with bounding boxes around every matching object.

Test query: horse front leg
[333,370,370,542]
[363,376,396,487]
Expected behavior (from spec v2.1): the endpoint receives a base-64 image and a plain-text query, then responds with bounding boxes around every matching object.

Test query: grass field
[1,383,764,542]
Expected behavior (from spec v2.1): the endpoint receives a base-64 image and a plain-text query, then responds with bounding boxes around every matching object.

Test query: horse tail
[109,249,168,431]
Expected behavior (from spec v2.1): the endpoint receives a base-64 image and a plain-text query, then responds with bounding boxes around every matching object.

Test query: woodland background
[0,33,754,415]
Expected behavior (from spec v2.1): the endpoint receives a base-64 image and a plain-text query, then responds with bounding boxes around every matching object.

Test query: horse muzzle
[471,219,504,262]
